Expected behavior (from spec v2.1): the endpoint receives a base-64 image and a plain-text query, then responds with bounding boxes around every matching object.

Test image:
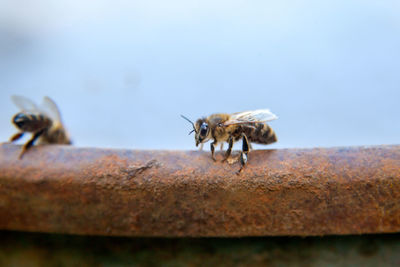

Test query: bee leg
[198,143,204,151]
[19,129,45,159]
[10,132,24,142]
[222,136,233,162]
[210,141,217,162]
[238,133,250,173]
[220,143,224,151]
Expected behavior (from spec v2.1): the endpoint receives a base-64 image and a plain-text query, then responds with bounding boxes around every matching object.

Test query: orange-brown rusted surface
[0,144,399,237]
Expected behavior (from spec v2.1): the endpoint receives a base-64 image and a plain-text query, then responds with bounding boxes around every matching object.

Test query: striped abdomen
[40,127,72,145]
[243,123,277,145]
[12,112,52,133]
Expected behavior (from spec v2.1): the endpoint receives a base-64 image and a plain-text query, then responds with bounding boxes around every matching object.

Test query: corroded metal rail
[0,144,399,237]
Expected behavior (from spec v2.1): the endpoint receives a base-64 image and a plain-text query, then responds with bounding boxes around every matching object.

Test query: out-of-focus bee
[9,95,72,158]
[181,109,278,173]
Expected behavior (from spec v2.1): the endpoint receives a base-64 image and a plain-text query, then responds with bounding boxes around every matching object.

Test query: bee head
[194,119,210,146]
[181,115,210,147]
[12,113,29,129]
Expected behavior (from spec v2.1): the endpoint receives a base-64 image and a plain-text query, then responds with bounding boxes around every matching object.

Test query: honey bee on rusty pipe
[181,109,278,173]
[9,95,72,158]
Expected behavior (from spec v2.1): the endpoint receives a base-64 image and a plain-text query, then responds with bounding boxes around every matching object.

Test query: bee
[181,109,278,173]
[9,95,72,158]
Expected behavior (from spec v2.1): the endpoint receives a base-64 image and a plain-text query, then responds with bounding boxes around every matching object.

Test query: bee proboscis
[9,95,72,158]
[181,109,278,173]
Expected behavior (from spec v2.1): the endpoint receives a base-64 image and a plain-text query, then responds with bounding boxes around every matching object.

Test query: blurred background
[1,0,399,150]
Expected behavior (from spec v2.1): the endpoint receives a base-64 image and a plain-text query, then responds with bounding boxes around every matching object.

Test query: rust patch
[0,144,399,237]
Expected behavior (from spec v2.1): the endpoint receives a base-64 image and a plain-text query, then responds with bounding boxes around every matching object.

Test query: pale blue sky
[0,0,399,149]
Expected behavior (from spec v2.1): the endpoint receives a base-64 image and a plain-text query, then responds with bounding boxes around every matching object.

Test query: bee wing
[223,109,278,126]
[40,96,63,123]
[11,95,40,112]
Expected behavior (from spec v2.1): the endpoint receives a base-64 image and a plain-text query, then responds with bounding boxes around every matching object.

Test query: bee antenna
[180,115,197,134]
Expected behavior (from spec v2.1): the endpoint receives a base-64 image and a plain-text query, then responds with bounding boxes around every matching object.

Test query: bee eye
[200,123,208,136]
[13,113,28,128]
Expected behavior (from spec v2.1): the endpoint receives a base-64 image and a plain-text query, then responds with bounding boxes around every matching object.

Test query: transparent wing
[41,96,63,123]
[11,95,40,112]
[224,109,278,126]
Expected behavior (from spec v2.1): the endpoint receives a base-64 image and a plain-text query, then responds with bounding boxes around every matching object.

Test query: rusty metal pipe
[0,144,399,237]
